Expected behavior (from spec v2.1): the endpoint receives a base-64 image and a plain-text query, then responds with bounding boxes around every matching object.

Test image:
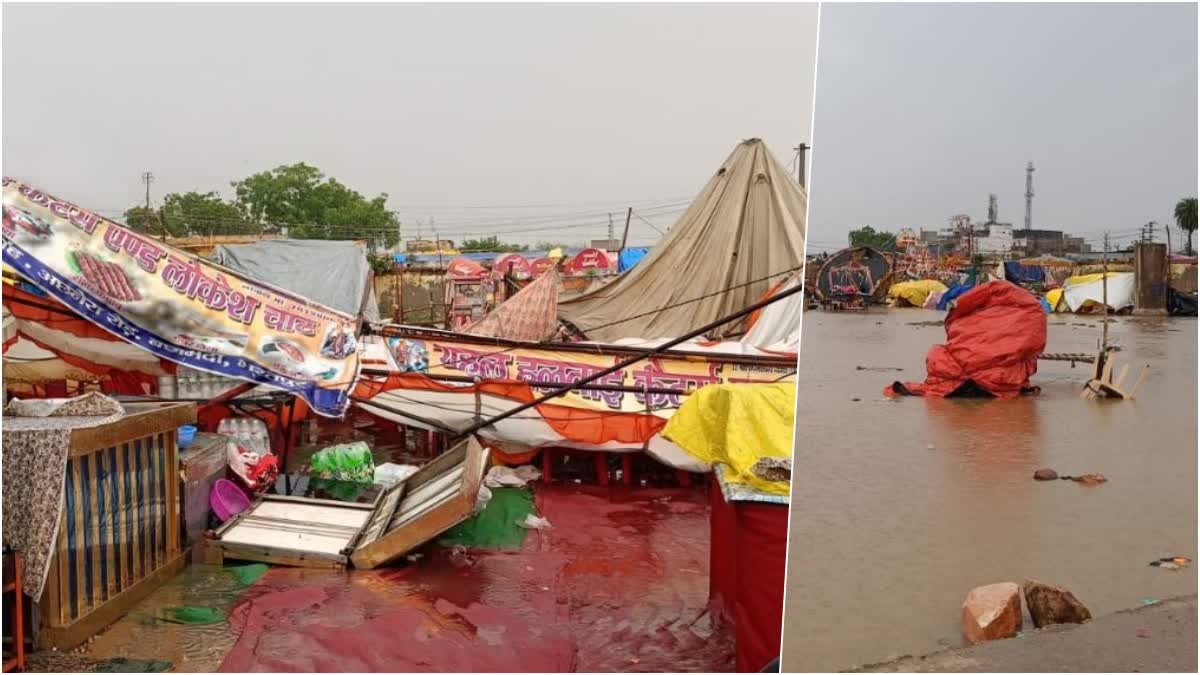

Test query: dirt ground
[854,594,1197,673]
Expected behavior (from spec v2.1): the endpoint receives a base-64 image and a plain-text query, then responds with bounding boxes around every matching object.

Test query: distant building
[407,239,455,253]
[895,228,919,249]
[590,238,622,252]
[1011,229,1090,256]
[973,223,1013,256]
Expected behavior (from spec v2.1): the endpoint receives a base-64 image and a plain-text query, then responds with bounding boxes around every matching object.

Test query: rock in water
[961,582,1022,643]
[1033,468,1058,481]
[1023,580,1092,628]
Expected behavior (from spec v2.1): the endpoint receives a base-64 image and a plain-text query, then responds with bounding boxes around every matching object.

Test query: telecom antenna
[1024,161,1035,230]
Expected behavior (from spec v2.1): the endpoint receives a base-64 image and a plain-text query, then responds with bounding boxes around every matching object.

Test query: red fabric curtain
[733,501,789,673]
[708,476,740,625]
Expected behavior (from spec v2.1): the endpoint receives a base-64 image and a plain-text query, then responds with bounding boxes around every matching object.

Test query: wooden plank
[164,432,180,557]
[99,449,117,602]
[1112,363,1131,391]
[115,443,130,593]
[55,507,69,626]
[70,458,86,622]
[214,541,347,569]
[68,403,195,458]
[87,453,103,611]
[126,442,142,584]
[1127,365,1151,400]
[146,438,159,573]
[151,434,163,570]
[261,494,375,511]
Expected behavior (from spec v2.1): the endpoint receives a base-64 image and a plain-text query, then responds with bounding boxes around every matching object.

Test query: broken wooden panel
[213,496,374,568]
[351,437,488,569]
[211,436,489,570]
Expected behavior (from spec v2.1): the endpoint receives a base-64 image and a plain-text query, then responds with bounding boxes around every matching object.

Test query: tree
[1174,197,1197,255]
[162,191,252,237]
[459,235,527,252]
[848,226,894,251]
[122,206,165,237]
[231,162,399,251]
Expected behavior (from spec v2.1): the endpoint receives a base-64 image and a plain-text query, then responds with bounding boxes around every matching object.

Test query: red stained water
[219,485,731,672]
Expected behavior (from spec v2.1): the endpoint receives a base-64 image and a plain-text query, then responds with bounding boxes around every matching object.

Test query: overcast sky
[807,3,1198,253]
[3,3,817,248]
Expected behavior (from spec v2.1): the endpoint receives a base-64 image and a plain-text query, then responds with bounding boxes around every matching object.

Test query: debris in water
[94,658,173,673]
[1033,468,1059,481]
[519,514,553,530]
[226,563,269,587]
[1059,473,1107,485]
[856,365,905,372]
[1149,556,1191,570]
[1141,598,1159,606]
[1136,627,1151,639]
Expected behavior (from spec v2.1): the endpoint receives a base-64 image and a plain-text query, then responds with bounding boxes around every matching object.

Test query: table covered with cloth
[2,392,124,597]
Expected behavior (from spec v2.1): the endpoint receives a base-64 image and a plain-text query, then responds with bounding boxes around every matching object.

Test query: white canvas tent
[558,139,807,342]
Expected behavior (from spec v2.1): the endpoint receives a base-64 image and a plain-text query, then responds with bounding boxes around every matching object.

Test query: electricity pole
[141,171,165,242]
[619,207,632,253]
[793,143,809,187]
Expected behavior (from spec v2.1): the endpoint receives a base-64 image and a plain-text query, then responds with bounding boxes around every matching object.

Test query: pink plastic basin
[210,479,251,522]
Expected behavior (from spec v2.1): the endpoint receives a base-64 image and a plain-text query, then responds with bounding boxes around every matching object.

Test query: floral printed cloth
[3,393,124,597]
[465,268,561,342]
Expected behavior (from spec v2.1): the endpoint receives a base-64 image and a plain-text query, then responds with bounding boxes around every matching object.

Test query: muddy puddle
[784,309,1197,671]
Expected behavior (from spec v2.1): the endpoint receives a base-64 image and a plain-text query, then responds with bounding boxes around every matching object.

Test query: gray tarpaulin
[558,138,806,342]
[210,239,380,321]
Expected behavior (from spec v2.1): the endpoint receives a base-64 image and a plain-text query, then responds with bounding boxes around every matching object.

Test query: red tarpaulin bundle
[887,281,1047,399]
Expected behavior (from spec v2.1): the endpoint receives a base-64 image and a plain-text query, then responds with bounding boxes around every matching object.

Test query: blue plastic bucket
[178,425,197,450]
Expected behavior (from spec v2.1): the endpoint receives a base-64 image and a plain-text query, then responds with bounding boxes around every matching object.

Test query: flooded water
[783,309,1197,671]
[57,485,726,673]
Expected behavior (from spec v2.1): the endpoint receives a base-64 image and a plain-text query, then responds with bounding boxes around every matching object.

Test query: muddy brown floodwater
[783,309,1197,672]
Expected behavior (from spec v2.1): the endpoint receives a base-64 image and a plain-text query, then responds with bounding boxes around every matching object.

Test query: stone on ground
[961,582,1022,644]
[1023,580,1092,628]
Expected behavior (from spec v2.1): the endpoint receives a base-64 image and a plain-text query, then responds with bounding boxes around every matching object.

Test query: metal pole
[1101,231,1109,350]
[619,207,633,253]
[448,279,806,442]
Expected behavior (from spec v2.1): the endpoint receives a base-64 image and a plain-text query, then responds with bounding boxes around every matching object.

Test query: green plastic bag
[309,441,374,483]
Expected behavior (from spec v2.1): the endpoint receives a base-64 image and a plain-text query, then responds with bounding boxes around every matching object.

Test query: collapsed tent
[1046,272,1135,313]
[740,271,803,352]
[210,239,380,322]
[887,279,948,308]
[1002,261,1046,284]
[617,247,650,273]
[888,281,1047,398]
[558,139,806,342]
[2,178,363,415]
[463,268,561,341]
[354,329,797,470]
[936,282,974,311]
[2,277,170,394]
[814,246,891,301]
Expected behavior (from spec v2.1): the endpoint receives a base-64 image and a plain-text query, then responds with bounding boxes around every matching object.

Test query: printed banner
[2,178,361,416]
[383,336,794,416]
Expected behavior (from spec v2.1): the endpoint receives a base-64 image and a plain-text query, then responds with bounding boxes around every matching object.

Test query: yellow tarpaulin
[887,279,948,307]
[662,383,794,496]
[1045,288,1066,312]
